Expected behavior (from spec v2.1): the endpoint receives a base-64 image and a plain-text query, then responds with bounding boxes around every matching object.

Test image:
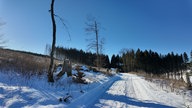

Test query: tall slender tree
[48,0,56,82]
[85,16,104,69]
[110,55,116,68]
[181,52,189,79]
[190,51,192,70]
[183,52,189,64]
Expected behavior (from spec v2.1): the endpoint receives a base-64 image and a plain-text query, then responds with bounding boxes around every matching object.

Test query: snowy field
[0,68,192,108]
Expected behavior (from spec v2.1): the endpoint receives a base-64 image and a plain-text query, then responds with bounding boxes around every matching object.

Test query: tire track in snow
[132,78,153,100]
[126,76,137,98]
[91,74,175,108]
[130,74,185,108]
[67,73,181,108]
[66,75,121,108]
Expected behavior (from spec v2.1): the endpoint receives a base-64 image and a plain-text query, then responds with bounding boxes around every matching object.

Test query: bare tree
[0,21,6,48]
[85,16,104,69]
[48,0,56,82]
[47,0,71,82]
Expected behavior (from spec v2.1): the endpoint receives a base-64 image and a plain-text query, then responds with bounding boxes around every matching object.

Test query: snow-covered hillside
[0,68,192,108]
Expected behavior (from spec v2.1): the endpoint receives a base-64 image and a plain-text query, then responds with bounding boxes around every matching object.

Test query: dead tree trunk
[48,0,56,82]
[94,21,100,70]
[85,17,101,70]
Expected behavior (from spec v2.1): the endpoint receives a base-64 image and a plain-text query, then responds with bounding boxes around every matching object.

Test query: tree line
[54,46,110,68]
[111,49,189,78]
[53,46,190,78]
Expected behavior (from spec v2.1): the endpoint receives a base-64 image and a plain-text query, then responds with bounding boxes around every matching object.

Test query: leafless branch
[54,14,71,41]
[87,43,97,52]
[48,11,71,41]
[0,22,7,48]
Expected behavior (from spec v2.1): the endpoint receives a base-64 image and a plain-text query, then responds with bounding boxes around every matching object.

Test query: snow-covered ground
[69,73,192,108]
[0,68,192,108]
[0,69,111,108]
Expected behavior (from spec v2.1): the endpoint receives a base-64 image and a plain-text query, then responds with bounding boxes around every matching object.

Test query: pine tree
[190,51,192,71]
[110,55,116,68]
[103,55,110,68]
[183,52,189,64]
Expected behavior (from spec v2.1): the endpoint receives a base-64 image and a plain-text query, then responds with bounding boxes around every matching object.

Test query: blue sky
[0,0,192,57]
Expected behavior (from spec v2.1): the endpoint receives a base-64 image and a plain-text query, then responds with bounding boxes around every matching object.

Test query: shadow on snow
[93,93,174,108]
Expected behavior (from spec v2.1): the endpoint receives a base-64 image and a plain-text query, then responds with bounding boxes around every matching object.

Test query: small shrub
[72,71,87,84]
[72,66,87,84]
[88,66,98,72]
[59,98,62,102]
[92,68,99,72]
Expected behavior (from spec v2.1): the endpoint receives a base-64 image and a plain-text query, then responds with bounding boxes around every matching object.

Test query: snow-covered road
[69,73,187,108]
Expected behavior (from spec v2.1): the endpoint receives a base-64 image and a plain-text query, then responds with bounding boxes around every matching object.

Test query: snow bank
[0,67,112,108]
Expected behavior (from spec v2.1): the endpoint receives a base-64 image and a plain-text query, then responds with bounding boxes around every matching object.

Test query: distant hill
[0,48,58,76]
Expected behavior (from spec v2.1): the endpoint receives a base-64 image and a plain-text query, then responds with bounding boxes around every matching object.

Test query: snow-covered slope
[0,69,111,108]
[0,70,191,108]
